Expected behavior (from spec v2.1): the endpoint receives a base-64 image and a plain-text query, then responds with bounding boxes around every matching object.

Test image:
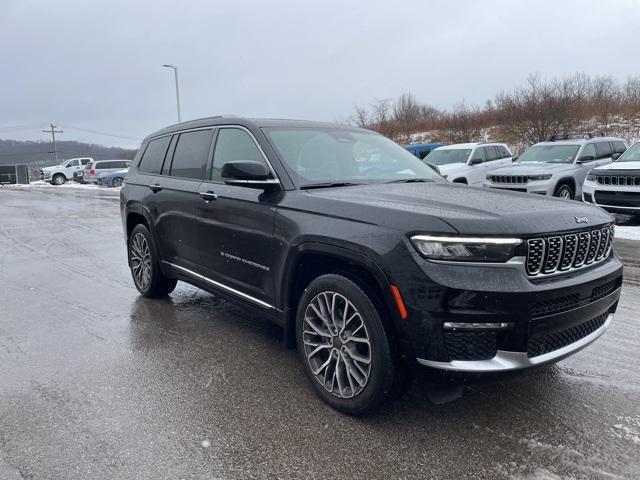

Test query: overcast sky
[1,0,639,149]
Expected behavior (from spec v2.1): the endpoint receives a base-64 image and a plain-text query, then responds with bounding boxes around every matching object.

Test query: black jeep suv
[121,117,623,414]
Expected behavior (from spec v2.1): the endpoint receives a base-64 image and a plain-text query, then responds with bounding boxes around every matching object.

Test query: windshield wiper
[385,178,434,184]
[300,182,365,190]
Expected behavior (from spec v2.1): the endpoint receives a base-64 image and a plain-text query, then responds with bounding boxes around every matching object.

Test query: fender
[280,241,408,349]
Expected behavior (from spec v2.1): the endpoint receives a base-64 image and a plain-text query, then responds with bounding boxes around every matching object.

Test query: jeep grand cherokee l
[120,117,623,415]
[484,134,627,199]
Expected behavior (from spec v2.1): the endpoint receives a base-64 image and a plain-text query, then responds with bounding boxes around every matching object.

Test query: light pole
[162,64,181,122]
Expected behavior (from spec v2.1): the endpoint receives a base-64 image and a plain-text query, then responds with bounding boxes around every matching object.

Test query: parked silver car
[483,134,627,200]
[83,159,132,184]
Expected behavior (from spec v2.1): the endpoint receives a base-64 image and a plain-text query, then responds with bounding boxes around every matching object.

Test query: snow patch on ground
[2,180,121,191]
[615,226,640,241]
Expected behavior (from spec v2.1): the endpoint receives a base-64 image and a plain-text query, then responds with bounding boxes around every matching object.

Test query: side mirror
[221,161,279,188]
[469,157,483,165]
[611,152,622,160]
[424,162,441,175]
[577,155,595,163]
[511,155,518,162]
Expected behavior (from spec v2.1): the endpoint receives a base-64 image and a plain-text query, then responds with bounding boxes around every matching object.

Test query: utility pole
[42,124,63,164]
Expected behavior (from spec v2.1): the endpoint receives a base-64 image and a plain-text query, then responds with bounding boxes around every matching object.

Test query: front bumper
[583,181,640,214]
[392,251,623,373]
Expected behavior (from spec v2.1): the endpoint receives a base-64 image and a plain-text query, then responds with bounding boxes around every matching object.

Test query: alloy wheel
[130,232,152,290]
[302,291,372,399]
[559,188,572,199]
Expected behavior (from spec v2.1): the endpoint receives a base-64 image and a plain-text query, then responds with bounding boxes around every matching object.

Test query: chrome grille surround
[525,225,614,277]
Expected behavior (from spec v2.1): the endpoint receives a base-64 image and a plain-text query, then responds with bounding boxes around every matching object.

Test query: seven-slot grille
[526,225,614,276]
[488,175,528,184]
[596,175,640,187]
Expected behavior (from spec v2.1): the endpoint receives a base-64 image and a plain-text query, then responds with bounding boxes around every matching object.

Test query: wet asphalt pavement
[0,186,639,480]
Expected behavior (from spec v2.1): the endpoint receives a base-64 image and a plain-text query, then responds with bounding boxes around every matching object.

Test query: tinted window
[139,136,171,174]
[169,129,212,180]
[498,146,511,158]
[419,148,430,159]
[67,160,79,167]
[96,161,118,169]
[212,128,265,181]
[580,143,596,160]
[470,147,486,162]
[161,136,178,176]
[612,141,627,154]
[81,159,90,165]
[594,142,613,159]
[485,146,499,161]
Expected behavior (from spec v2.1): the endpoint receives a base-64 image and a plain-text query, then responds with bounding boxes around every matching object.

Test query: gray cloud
[1,0,638,148]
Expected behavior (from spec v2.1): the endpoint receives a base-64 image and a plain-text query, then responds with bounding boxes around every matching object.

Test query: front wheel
[555,183,574,200]
[128,224,177,297]
[296,274,401,415]
[111,177,124,188]
[52,174,66,185]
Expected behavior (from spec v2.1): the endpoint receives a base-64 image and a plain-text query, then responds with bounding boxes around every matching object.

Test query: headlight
[411,235,522,262]
[528,174,552,181]
[587,174,597,182]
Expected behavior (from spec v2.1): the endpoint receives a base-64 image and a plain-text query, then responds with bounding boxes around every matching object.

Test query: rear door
[196,126,278,309]
[145,129,213,272]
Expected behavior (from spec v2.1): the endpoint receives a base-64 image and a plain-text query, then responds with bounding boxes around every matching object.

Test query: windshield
[264,127,441,186]
[426,148,471,165]
[517,144,580,164]
[616,142,640,163]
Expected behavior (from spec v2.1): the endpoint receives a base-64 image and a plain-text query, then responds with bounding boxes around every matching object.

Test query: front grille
[444,331,497,361]
[526,225,614,277]
[527,311,609,357]
[596,175,640,187]
[488,175,529,184]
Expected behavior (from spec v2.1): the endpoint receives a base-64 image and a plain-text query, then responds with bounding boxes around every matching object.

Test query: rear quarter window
[595,142,613,159]
[138,136,172,175]
[169,129,213,180]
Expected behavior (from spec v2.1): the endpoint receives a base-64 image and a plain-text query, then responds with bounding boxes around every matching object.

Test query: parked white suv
[583,141,640,216]
[426,143,513,186]
[40,157,93,185]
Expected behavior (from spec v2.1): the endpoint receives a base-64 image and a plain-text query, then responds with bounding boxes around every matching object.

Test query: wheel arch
[555,177,576,195]
[281,243,401,349]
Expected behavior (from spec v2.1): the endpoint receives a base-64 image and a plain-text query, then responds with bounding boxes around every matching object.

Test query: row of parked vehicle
[404,133,640,217]
[39,158,132,187]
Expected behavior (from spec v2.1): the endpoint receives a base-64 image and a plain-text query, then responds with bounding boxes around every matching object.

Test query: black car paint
[120,117,623,370]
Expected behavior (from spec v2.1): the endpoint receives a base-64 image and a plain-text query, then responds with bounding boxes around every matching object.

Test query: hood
[300,182,612,236]
[487,162,574,175]
[592,161,640,172]
[438,163,468,177]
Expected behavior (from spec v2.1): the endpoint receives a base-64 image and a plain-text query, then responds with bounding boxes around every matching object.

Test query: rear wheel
[52,173,66,185]
[296,274,401,415]
[128,224,177,297]
[555,183,574,200]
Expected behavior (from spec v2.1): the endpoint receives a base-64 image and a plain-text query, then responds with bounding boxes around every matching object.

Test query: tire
[52,174,66,185]
[296,274,401,415]
[111,177,123,188]
[128,224,177,297]
[555,183,574,200]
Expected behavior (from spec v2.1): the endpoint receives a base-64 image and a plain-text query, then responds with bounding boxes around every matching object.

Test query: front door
[196,127,278,309]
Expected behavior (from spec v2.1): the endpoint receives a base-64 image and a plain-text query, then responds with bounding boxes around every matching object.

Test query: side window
[81,159,90,166]
[501,146,512,158]
[67,160,79,167]
[139,136,171,174]
[594,142,613,159]
[485,146,499,161]
[470,147,486,163]
[211,128,266,181]
[612,141,627,154]
[580,143,596,160]
[419,148,430,159]
[169,129,213,180]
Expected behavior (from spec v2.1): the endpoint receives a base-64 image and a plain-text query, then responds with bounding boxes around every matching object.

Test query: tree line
[350,73,640,151]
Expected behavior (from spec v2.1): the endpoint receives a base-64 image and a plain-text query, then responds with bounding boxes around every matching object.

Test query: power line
[58,124,142,141]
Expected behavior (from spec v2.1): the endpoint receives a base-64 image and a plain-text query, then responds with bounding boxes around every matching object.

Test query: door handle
[200,191,218,202]
[149,184,162,193]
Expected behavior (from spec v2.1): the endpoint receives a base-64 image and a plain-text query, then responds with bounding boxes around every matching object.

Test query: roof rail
[546,132,606,142]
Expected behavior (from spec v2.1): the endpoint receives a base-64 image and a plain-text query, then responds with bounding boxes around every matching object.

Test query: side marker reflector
[390,285,408,320]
